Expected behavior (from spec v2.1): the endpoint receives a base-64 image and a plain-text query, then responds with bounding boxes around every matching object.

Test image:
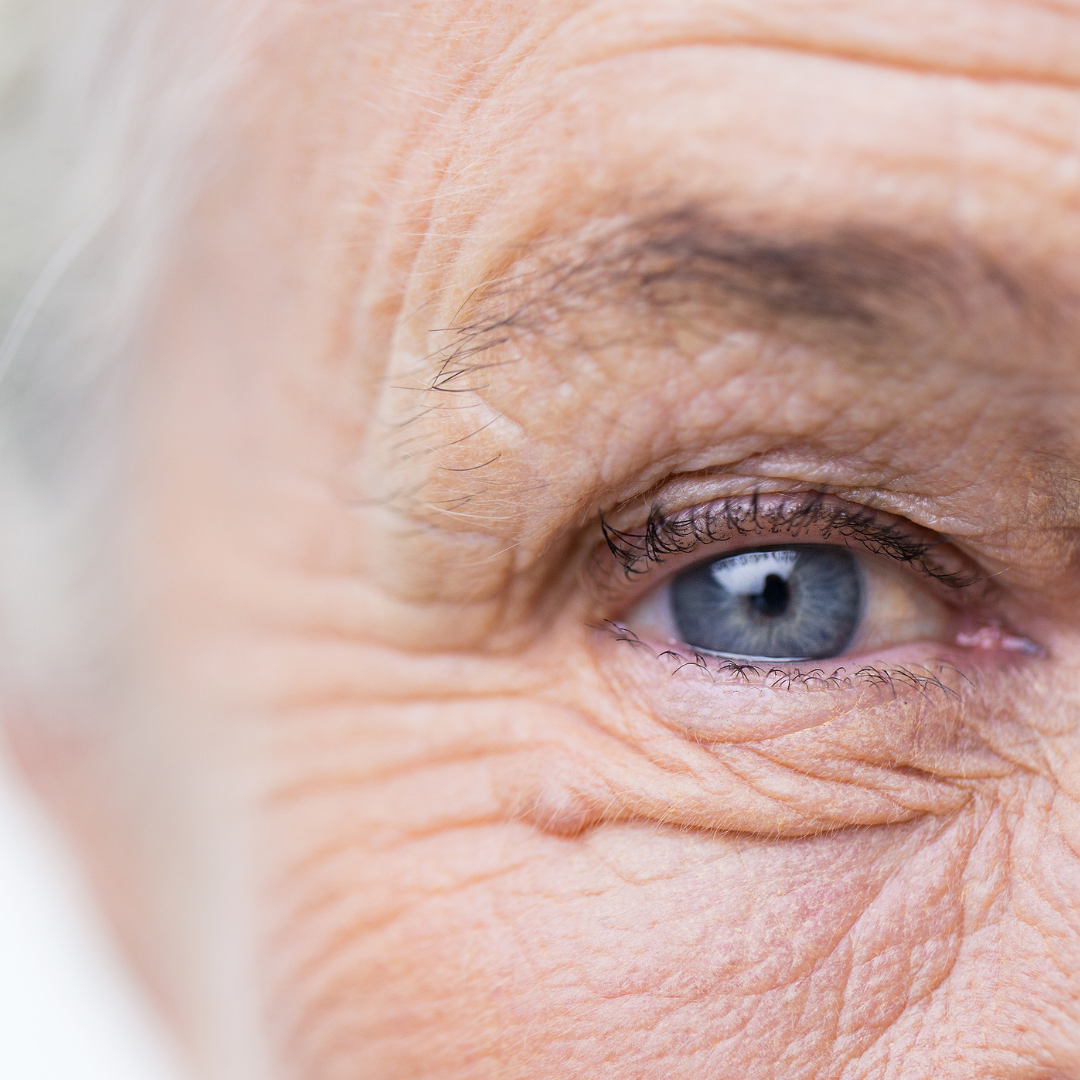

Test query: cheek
[257,787,992,1080]
[251,688,1079,1080]
[249,629,1080,1079]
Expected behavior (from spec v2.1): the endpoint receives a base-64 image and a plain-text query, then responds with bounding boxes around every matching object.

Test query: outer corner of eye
[618,545,955,664]
[620,579,681,648]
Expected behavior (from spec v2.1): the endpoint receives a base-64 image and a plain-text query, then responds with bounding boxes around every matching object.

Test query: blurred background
[0,746,186,1080]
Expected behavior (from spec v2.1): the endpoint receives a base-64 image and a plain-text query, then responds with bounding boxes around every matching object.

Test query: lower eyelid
[557,628,1024,838]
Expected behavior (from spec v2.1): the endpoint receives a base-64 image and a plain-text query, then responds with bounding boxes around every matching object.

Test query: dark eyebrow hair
[432,205,1037,388]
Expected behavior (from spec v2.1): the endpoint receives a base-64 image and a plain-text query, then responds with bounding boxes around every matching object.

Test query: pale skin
[13,1,1080,1077]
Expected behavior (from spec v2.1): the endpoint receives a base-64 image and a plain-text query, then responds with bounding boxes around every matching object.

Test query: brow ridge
[436,205,1033,378]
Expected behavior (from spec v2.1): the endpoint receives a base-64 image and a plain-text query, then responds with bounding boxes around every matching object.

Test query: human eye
[602,492,1039,671]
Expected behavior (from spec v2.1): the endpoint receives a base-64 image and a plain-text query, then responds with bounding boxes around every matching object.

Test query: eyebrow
[434,205,1035,384]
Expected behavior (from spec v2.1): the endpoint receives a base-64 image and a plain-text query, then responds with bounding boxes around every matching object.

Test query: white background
[0,749,187,1080]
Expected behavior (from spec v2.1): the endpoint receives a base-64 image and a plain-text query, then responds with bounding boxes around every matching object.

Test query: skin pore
[19,0,1080,1077]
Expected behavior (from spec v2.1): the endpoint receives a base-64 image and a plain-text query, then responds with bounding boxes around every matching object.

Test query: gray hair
[0,0,272,700]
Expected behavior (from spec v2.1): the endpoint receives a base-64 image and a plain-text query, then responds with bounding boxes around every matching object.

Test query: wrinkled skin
[16,1,1080,1077]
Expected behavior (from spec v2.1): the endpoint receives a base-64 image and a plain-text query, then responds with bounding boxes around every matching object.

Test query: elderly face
[22,0,1080,1077]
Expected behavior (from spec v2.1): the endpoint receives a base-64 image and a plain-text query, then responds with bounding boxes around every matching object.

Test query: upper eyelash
[599,491,981,588]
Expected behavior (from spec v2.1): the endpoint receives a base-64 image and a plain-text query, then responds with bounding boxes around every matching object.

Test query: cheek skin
[259,693,1075,1079]
[254,631,1080,1079]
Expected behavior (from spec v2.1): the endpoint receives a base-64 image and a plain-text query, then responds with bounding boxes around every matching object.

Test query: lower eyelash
[598,619,971,699]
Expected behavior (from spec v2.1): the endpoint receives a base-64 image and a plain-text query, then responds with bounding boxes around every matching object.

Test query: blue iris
[669,546,862,660]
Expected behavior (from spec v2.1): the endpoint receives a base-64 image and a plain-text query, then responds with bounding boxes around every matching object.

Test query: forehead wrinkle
[433,205,1039,386]
[541,0,1080,89]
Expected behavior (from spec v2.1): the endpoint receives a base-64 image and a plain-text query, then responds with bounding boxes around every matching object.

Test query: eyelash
[598,617,972,697]
[589,490,1044,691]
[598,490,981,591]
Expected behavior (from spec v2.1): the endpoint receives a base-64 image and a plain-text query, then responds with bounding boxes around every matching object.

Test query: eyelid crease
[598,490,984,591]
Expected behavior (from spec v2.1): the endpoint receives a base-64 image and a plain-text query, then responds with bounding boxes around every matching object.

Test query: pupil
[753,573,789,616]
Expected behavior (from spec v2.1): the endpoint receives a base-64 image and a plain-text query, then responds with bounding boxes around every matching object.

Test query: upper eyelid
[597,492,987,594]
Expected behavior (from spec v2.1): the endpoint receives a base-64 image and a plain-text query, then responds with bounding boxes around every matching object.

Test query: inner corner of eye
[619,544,953,663]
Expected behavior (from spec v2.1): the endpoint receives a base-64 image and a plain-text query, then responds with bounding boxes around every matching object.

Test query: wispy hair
[0,0,273,701]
